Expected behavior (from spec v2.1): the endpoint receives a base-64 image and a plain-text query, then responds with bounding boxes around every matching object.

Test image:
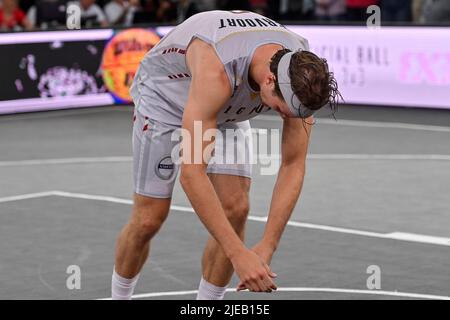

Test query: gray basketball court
[0,105,449,300]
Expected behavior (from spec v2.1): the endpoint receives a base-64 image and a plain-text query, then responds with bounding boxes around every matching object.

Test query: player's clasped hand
[231,248,277,293]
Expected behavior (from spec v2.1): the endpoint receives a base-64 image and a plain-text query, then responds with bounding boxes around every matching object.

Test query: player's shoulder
[278,26,308,50]
[186,38,227,78]
[186,38,232,100]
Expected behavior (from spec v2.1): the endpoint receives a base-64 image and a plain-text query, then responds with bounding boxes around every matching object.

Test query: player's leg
[113,194,170,299]
[196,120,253,300]
[112,110,179,300]
[196,174,251,300]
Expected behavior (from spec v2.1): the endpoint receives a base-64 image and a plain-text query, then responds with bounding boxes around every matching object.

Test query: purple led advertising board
[287,25,450,109]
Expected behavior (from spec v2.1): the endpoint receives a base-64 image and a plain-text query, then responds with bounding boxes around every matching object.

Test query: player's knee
[222,195,250,229]
[135,214,165,238]
[130,196,169,241]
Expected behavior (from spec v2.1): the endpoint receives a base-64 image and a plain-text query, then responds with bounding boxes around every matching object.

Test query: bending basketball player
[111,10,340,300]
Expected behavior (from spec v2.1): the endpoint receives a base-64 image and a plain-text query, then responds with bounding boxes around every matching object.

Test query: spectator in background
[412,0,425,23]
[133,0,176,24]
[18,0,34,13]
[422,0,450,23]
[279,0,303,20]
[77,0,109,27]
[249,0,268,15]
[195,0,218,11]
[176,0,199,23]
[381,0,412,22]
[303,0,316,20]
[276,0,315,21]
[156,0,177,22]
[0,0,32,30]
[105,0,140,26]
[346,0,379,22]
[315,0,347,21]
[220,0,252,11]
[27,0,64,29]
[266,0,280,19]
[133,0,157,23]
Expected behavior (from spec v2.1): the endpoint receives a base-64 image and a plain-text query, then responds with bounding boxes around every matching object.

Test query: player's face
[260,85,294,118]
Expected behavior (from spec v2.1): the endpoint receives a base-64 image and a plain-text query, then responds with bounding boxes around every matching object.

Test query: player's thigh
[207,120,253,221]
[208,173,250,207]
[130,192,172,232]
[132,110,181,230]
[133,109,180,201]
[207,120,253,181]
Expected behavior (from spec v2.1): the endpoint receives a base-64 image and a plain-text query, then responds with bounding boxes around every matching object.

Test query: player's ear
[267,73,276,88]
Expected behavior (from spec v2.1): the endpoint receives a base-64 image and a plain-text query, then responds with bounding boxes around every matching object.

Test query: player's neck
[249,44,284,91]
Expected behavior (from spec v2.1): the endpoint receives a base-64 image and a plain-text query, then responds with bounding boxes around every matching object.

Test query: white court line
[256,115,450,133]
[51,191,133,205]
[2,191,449,300]
[98,287,450,300]
[0,157,133,167]
[2,191,448,247]
[0,105,120,122]
[259,154,450,161]
[247,216,450,246]
[387,232,450,245]
[2,154,450,167]
[307,154,450,160]
[0,191,56,203]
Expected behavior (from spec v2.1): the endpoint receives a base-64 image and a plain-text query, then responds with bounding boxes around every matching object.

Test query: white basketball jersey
[130,10,309,126]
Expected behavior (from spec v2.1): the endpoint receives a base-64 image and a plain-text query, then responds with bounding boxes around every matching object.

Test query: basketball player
[111,10,340,300]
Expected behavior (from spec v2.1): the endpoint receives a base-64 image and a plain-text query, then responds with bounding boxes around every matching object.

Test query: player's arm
[180,38,276,292]
[258,117,313,262]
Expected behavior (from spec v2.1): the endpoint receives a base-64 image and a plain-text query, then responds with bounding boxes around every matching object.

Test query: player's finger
[236,282,247,291]
[255,277,270,293]
[247,281,259,292]
[260,276,276,292]
[263,263,277,278]
[263,274,277,291]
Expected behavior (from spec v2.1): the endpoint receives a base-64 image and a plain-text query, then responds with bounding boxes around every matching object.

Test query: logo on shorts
[155,156,175,180]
